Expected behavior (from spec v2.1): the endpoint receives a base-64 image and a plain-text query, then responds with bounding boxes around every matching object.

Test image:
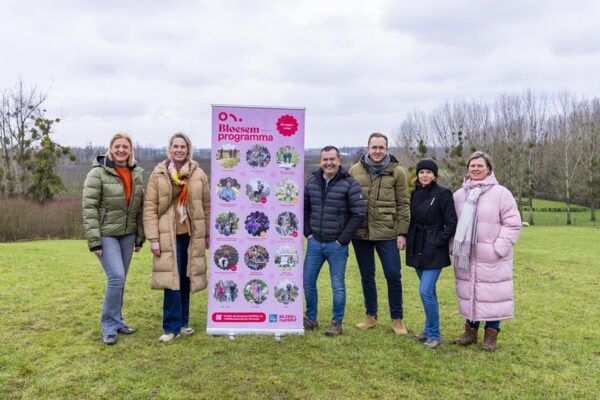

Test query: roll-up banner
[207,105,305,337]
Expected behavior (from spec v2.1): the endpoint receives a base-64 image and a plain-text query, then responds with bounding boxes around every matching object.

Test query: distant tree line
[394,90,600,225]
[2,80,598,226]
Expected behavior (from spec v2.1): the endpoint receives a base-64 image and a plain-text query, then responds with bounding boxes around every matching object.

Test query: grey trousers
[98,234,135,335]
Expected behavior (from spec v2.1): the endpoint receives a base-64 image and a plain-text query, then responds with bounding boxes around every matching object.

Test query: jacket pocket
[429,230,446,248]
[378,207,396,229]
[493,239,512,259]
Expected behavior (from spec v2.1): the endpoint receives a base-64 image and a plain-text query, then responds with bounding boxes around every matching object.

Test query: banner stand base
[207,328,304,340]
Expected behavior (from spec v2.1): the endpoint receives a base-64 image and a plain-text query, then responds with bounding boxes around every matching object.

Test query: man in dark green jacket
[349,132,410,335]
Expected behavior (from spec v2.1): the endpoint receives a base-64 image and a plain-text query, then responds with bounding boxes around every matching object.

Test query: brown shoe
[481,328,499,352]
[391,319,408,335]
[303,316,319,330]
[324,321,343,336]
[355,315,377,330]
[455,323,479,346]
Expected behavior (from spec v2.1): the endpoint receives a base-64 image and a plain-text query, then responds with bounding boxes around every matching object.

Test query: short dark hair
[368,132,388,147]
[320,145,340,158]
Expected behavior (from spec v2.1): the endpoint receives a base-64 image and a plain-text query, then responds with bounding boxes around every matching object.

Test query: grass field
[1,227,599,399]
[522,199,597,227]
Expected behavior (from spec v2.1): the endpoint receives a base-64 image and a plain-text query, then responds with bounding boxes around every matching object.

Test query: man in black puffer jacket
[303,146,365,336]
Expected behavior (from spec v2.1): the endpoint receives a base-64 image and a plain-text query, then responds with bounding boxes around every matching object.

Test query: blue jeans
[467,319,501,332]
[352,239,403,319]
[303,238,349,324]
[163,234,191,334]
[415,268,442,340]
[98,234,136,335]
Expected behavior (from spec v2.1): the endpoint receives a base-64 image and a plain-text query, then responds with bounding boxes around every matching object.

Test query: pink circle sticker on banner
[231,265,237,272]
[260,198,267,204]
[292,231,298,238]
[276,115,298,137]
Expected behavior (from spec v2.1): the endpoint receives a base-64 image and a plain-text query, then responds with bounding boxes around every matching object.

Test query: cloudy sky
[1,0,599,148]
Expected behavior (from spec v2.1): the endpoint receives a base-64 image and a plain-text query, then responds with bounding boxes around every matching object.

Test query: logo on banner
[278,314,297,322]
[217,110,274,142]
[276,115,298,137]
[269,314,278,322]
[218,112,243,122]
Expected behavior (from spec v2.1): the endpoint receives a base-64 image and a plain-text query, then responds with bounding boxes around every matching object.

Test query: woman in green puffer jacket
[82,133,145,345]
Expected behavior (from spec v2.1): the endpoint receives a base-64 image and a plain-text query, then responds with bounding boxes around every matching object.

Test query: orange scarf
[114,165,133,207]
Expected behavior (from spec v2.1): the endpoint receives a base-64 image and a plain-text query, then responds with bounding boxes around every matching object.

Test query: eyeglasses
[369,146,387,151]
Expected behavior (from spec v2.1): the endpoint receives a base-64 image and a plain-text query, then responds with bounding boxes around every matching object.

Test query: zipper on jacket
[122,172,130,236]
[125,170,137,236]
[376,175,383,200]
[318,174,336,238]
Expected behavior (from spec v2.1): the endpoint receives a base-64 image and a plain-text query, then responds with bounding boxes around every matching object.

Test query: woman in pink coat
[453,151,521,351]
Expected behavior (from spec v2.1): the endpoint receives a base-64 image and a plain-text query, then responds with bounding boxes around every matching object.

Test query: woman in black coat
[406,159,457,349]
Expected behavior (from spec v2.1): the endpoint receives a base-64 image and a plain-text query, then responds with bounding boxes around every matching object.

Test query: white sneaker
[158,333,180,342]
[180,327,195,336]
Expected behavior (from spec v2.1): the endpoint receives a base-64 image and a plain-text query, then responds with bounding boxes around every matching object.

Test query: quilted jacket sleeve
[82,168,103,251]
[202,172,211,237]
[143,173,160,243]
[394,165,411,235]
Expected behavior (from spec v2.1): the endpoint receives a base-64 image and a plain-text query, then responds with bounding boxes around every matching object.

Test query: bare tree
[577,99,600,222]
[0,80,47,195]
[0,79,74,202]
[393,109,430,170]
[492,93,526,204]
[550,91,585,225]
[522,90,548,225]
[429,102,470,190]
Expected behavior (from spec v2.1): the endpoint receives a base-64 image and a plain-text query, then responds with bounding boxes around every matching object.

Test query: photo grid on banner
[207,105,305,336]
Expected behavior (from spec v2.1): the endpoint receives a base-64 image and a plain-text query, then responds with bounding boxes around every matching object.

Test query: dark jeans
[352,239,403,320]
[467,319,501,332]
[163,234,191,334]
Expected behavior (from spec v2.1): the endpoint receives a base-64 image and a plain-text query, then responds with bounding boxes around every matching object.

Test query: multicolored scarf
[167,160,190,223]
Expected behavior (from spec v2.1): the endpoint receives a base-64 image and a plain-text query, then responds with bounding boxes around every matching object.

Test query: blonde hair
[467,151,493,173]
[168,132,193,162]
[106,132,135,167]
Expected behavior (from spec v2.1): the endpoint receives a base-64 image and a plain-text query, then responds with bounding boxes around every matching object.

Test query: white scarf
[453,186,487,271]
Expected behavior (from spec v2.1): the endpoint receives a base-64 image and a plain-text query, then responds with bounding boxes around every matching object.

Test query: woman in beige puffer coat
[143,132,210,342]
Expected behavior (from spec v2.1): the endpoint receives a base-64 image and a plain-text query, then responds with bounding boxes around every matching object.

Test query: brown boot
[355,315,377,330]
[391,319,408,335]
[481,328,499,352]
[455,323,478,346]
[324,321,343,337]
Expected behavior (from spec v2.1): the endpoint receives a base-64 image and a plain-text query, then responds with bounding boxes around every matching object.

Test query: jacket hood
[93,155,139,170]
[93,155,110,168]
[462,171,499,190]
